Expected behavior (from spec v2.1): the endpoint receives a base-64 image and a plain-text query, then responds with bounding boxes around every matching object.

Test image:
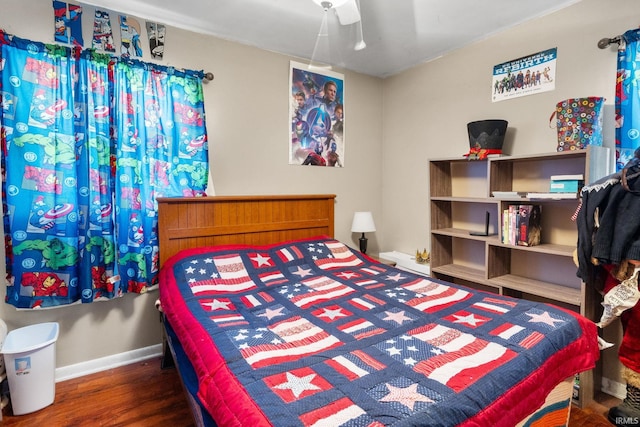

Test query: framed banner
[289,61,344,167]
[492,48,557,102]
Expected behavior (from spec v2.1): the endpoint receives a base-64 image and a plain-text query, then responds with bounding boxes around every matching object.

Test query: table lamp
[351,211,376,254]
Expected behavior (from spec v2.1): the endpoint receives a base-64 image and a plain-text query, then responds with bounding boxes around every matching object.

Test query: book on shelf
[502,204,542,246]
[492,191,526,198]
[526,192,578,200]
[549,174,584,181]
[516,204,542,246]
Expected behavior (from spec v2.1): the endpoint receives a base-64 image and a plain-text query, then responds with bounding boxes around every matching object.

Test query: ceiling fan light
[311,0,349,9]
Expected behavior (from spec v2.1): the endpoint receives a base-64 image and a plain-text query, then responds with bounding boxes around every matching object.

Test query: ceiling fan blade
[335,0,360,25]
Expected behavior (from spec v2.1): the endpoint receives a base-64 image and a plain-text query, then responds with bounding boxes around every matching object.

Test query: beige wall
[0,0,632,387]
[382,0,637,385]
[0,0,383,368]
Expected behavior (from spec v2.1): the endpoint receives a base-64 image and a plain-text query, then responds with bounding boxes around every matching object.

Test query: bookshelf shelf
[428,145,611,409]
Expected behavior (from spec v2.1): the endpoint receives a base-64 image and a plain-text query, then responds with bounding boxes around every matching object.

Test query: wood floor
[0,357,619,426]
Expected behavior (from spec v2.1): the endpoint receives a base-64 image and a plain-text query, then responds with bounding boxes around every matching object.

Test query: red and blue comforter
[159,237,599,427]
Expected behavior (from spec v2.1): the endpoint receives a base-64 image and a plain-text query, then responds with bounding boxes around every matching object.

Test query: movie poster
[289,61,344,167]
[492,47,557,102]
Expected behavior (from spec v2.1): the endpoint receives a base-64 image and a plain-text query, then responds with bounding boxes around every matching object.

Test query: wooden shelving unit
[428,146,611,408]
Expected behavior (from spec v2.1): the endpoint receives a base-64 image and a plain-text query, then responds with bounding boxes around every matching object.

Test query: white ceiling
[80,0,582,78]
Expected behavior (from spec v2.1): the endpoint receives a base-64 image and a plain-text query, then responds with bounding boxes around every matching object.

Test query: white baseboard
[55,344,163,383]
[602,376,627,400]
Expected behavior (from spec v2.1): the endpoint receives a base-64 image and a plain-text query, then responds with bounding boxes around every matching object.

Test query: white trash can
[1,322,59,415]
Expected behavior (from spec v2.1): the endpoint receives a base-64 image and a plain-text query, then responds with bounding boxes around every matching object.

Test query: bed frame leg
[161,337,175,369]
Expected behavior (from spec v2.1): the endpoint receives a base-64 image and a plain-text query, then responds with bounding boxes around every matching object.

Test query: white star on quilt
[318,307,347,320]
[380,383,433,410]
[199,268,207,275]
[338,272,358,280]
[274,372,321,398]
[386,273,406,282]
[404,357,417,366]
[190,260,199,264]
[452,313,485,326]
[383,310,412,325]
[430,348,444,355]
[526,311,565,327]
[201,299,231,311]
[250,254,272,267]
[386,346,402,356]
[185,266,195,274]
[234,332,248,341]
[259,307,285,320]
[204,258,213,263]
[292,266,313,278]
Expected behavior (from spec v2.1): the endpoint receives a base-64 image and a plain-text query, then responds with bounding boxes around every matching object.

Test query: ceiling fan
[310,0,366,51]
[311,0,361,25]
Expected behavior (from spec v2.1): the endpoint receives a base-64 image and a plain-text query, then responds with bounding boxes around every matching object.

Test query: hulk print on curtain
[616,28,640,171]
[0,31,209,308]
[112,60,208,294]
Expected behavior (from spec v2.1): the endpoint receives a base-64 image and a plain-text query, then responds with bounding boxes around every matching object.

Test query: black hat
[465,120,508,159]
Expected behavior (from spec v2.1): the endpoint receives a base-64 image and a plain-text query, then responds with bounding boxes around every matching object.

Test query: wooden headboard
[156,194,336,268]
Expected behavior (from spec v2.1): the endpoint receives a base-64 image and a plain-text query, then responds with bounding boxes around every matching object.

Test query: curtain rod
[598,35,622,49]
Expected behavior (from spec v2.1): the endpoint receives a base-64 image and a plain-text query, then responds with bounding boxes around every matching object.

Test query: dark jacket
[576,158,640,288]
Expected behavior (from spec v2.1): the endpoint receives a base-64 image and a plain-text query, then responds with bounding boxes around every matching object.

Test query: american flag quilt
[159,237,599,427]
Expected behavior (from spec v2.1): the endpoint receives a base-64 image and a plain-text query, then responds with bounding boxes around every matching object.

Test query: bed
[157,194,599,427]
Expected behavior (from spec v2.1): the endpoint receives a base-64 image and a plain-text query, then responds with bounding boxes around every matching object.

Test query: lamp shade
[351,212,376,233]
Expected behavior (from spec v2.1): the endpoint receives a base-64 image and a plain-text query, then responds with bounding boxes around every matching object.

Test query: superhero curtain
[113,60,208,295]
[615,28,640,171]
[0,31,209,308]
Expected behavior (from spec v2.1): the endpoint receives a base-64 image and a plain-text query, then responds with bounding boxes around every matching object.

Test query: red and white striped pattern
[241,316,342,368]
[326,355,370,380]
[403,279,470,312]
[411,323,516,391]
[188,254,256,294]
[338,319,385,340]
[300,397,367,427]
[315,242,362,270]
[290,277,355,308]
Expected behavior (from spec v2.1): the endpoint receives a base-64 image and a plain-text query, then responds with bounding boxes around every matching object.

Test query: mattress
[159,237,599,426]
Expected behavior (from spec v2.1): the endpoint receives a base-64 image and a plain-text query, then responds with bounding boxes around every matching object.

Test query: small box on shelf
[549,173,584,194]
